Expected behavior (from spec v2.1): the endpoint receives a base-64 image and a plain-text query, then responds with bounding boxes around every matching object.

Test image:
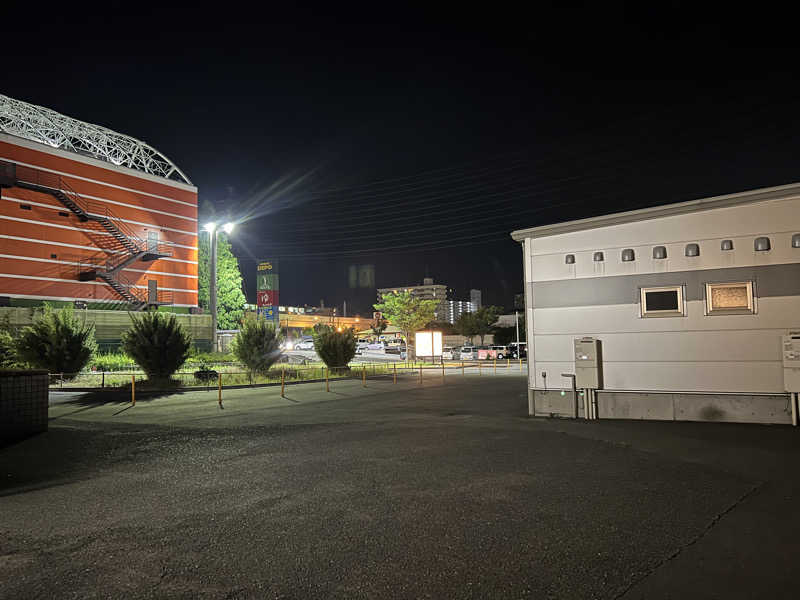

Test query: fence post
[462,361,465,376]
[131,374,135,406]
[494,358,497,375]
[281,368,285,398]
[478,361,481,376]
[60,372,63,389]
[101,371,105,388]
[442,361,445,382]
[218,372,222,407]
[362,366,366,387]
[326,367,330,392]
[393,363,397,384]
[419,363,423,385]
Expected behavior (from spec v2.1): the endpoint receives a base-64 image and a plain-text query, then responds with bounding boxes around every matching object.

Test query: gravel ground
[1,375,798,599]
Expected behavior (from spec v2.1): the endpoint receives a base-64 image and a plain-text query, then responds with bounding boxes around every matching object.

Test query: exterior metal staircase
[0,159,172,309]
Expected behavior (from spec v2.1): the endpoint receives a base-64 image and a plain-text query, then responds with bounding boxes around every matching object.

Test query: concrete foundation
[531,388,793,425]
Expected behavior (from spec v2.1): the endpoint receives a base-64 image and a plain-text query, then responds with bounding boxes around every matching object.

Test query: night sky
[5,6,800,315]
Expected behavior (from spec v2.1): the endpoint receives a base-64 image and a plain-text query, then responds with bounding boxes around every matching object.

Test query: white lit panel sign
[415,331,443,357]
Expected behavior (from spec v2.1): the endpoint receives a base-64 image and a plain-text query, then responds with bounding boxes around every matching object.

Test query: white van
[460,346,476,360]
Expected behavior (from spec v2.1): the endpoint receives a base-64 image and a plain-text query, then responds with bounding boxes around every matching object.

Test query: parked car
[367,340,386,351]
[490,345,508,359]
[507,342,527,359]
[355,341,370,354]
[460,346,476,360]
[294,339,315,351]
[442,347,456,360]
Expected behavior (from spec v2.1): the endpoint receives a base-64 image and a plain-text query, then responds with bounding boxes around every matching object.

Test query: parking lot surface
[1,375,799,599]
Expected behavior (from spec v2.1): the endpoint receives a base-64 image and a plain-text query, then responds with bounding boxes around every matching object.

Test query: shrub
[231,316,282,375]
[14,304,97,378]
[91,352,134,372]
[121,311,191,382]
[193,363,219,384]
[312,325,356,372]
[0,329,16,368]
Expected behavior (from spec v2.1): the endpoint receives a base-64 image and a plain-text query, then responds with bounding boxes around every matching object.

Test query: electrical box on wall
[783,333,800,393]
[574,337,602,389]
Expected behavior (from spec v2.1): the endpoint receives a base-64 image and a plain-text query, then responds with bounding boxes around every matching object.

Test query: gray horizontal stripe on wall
[531,263,800,308]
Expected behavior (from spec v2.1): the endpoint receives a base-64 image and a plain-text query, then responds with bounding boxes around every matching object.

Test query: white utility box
[574,337,602,389]
[782,333,800,393]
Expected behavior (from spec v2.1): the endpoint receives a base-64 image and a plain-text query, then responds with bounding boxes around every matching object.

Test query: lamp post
[204,221,234,351]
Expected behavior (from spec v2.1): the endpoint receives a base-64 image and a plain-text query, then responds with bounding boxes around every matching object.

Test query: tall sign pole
[257,259,280,330]
[209,230,218,351]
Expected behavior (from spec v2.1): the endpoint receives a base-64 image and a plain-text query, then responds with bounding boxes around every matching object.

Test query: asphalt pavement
[1,374,799,599]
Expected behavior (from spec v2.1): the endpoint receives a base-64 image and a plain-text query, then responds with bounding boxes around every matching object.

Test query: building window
[705,281,755,315]
[640,285,685,318]
[19,204,31,210]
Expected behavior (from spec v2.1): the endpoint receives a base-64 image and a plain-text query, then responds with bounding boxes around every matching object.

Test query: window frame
[639,285,686,318]
[704,281,755,316]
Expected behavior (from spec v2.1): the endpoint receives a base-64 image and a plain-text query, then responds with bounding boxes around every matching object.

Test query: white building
[512,182,800,425]
[445,299,476,324]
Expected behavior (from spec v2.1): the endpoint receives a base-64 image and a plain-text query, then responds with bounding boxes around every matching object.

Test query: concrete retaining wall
[531,388,793,424]
[1,369,48,444]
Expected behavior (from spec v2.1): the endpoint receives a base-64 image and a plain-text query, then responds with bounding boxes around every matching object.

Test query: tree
[454,312,478,344]
[473,305,502,345]
[198,231,246,330]
[231,316,283,376]
[15,304,97,377]
[121,311,191,382]
[373,291,438,360]
[312,324,356,372]
[371,316,388,337]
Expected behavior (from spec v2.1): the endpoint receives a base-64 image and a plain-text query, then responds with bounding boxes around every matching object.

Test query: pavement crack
[612,480,765,599]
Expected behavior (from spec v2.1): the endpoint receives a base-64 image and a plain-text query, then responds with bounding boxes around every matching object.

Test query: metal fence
[48,358,529,394]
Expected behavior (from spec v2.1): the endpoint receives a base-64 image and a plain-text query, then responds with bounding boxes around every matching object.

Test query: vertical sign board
[257,260,280,329]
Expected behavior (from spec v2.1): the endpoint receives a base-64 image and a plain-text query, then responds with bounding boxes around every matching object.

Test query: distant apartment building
[470,288,482,309]
[445,299,476,324]
[377,277,448,321]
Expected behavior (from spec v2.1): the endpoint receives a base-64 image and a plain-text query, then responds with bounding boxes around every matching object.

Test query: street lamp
[204,221,235,351]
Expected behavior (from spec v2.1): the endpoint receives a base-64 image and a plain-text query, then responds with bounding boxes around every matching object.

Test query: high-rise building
[470,289,482,309]
[445,299,476,324]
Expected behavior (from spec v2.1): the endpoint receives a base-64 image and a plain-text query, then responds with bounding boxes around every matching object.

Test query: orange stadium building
[0,94,198,310]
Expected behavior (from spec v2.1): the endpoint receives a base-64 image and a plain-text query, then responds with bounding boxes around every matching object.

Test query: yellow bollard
[519,357,523,372]
[494,358,497,375]
[479,360,482,376]
[362,366,366,387]
[507,358,510,368]
[393,363,397,384]
[218,372,223,407]
[462,361,465,376]
[131,374,135,406]
[281,368,285,398]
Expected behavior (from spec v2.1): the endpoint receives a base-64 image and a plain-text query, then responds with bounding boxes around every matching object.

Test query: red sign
[257,290,279,307]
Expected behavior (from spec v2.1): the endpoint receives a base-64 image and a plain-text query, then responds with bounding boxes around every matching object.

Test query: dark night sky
[5,4,800,314]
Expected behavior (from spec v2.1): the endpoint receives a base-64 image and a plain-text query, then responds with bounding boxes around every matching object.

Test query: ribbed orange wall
[0,136,198,306]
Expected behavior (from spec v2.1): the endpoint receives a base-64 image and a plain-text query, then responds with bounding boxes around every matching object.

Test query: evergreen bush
[15,304,97,378]
[231,316,282,376]
[121,311,191,382]
[312,324,356,372]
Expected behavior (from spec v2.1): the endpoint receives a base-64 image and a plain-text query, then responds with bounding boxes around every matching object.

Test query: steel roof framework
[0,94,191,185]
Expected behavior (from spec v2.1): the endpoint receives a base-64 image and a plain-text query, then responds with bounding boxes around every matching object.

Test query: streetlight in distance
[204,221,235,351]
